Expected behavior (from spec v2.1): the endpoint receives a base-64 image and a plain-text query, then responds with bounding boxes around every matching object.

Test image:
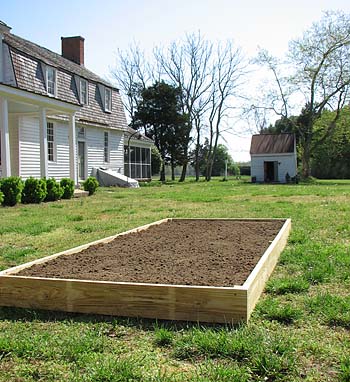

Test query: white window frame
[46,66,56,96]
[80,79,88,105]
[104,87,112,112]
[104,131,109,163]
[47,122,56,162]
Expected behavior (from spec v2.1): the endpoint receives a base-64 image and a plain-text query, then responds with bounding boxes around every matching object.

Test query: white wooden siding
[9,115,19,176]
[86,127,124,176]
[19,116,41,179]
[18,117,125,180]
[251,153,297,183]
[47,121,70,180]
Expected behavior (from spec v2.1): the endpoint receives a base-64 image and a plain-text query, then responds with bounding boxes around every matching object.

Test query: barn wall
[251,153,297,183]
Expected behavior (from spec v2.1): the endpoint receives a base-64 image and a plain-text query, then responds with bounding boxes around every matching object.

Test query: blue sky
[3,0,350,161]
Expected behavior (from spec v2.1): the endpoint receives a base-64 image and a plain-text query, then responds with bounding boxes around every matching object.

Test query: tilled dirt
[17,219,285,287]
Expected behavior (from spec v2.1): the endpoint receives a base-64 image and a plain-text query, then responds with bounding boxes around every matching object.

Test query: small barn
[250,133,297,183]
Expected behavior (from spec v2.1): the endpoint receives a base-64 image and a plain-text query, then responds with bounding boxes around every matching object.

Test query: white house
[0,21,152,185]
[250,133,297,183]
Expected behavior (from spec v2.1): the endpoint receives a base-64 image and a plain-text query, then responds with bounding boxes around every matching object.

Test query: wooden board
[244,218,291,318]
[0,218,291,323]
[0,276,248,323]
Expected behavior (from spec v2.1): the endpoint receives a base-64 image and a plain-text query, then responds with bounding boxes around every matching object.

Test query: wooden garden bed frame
[0,218,291,324]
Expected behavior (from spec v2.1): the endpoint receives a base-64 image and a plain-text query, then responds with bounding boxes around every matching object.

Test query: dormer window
[80,79,88,105]
[105,87,112,112]
[46,66,56,96]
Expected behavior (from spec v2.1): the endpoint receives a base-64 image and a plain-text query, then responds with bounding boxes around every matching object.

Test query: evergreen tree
[133,81,189,181]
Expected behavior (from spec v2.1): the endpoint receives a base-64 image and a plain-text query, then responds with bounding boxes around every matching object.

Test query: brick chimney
[61,36,85,66]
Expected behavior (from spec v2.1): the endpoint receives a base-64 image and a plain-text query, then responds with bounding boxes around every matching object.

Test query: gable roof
[3,32,116,89]
[250,133,295,155]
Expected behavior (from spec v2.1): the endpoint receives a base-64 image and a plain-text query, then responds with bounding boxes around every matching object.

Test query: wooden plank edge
[0,274,241,290]
[243,218,291,288]
[0,218,170,276]
[244,218,291,319]
[0,275,248,324]
[170,218,287,222]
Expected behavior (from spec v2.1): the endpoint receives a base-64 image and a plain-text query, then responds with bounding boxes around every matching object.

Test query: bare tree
[192,97,211,180]
[111,44,152,128]
[244,48,294,135]
[205,41,246,181]
[154,32,213,181]
[112,34,246,182]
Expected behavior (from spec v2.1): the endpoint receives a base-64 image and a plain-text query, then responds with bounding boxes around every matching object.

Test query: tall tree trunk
[195,154,200,181]
[205,123,214,181]
[195,137,200,181]
[179,162,187,182]
[160,162,166,182]
[171,160,175,181]
[302,142,312,178]
[179,138,189,182]
[194,117,202,182]
[206,114,221,182]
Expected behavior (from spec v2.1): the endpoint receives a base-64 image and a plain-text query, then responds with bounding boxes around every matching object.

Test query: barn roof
[250,133,295,155]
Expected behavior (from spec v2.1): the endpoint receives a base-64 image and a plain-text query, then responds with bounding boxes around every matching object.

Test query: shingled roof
[250,133,295,155]
[3,31,116,89]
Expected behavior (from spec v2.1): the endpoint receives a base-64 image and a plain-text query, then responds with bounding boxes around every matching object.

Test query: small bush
[22,177,47,204]
[0,190,3,205]
[83,176,99,196]
[0,176,23,206]
[45,178,63,202]
[60,178,75,199]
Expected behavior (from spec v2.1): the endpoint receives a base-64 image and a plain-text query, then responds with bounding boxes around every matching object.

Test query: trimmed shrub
[83,176,99,195]
[22,177,47,204]
[0,176,23,206]
[0,190,3,205]
[45,178,63,202]
[60,178,75,199]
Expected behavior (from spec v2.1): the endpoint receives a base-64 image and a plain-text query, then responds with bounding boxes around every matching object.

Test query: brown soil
[18,219,284,287]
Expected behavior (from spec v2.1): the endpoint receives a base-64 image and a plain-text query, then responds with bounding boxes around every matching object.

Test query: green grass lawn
[0,177,349,382]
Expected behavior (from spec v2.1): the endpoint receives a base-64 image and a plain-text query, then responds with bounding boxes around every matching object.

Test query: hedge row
[0,176,99,207]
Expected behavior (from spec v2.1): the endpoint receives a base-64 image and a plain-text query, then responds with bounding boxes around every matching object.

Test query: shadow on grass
[0,306,242,332]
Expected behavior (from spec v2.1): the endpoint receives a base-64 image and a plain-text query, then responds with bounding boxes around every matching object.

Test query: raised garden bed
[0,218,291,323]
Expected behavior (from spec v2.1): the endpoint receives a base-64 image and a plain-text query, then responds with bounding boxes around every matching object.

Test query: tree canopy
[133,81,189,181]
